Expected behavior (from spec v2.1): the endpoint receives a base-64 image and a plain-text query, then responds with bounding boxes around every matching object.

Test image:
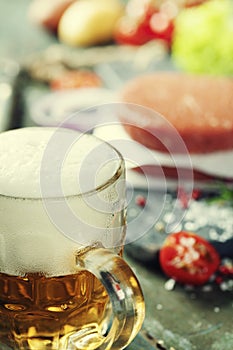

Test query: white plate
[30,87,117,130]
[94,124,233,181]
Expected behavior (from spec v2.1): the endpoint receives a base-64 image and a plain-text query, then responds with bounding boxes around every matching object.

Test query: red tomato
[114,6,175,46]
[114,17,151,46]
[114,0,205,47]
[159,231,220,285]
[149,11,174,45]
[114,5,155,46]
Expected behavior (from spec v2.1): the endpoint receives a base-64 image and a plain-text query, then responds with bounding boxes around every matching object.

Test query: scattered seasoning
[215,276,223,285]
[201,284,213,292]
[177,185,232,209]
[164,278,176,291]
[129,185,233,292]
[128,207,138,218]
[135,194,147,207]
[214,307,220,313]
[178,199,233,242]
[184,221,199,231]
[154,221,166,233]
[163,212,176,224]
[184,285,195,292]
[177,187,201,209]
[143,319,193,350]
[191,188,202,200]
[144,332,173,350]
[211,332,233,350]
[145,331,154,341]
[219,280,233,292]
[156,303,163,310]
[219,259,233,276]
[214,258,233,291]
[156,339,167,350]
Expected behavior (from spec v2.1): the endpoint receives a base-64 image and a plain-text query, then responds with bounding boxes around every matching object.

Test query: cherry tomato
[114,16,153,45]
[114,0,177,47]
[114,0,206,47]
[50,70,102,90]
[114,2,155,46]
[114,4,175,47]
[159,231,220,285]
[149,11,174,46]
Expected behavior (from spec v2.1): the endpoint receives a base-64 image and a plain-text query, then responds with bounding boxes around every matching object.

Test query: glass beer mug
[0,127,145,350]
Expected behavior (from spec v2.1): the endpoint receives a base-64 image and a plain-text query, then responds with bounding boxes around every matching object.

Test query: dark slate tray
[125,185,233,263]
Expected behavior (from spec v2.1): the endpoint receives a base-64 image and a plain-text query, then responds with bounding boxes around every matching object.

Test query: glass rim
[0,134,125,201]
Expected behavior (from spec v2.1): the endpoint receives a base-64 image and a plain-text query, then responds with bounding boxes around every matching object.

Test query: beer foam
[0,127,123,276]
[0,127,121,198]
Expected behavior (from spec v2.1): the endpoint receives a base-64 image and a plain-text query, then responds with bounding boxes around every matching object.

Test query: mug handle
[76,245,145,350]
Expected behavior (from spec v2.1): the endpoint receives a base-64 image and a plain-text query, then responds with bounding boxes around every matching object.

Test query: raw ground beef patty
[119,72,233,154]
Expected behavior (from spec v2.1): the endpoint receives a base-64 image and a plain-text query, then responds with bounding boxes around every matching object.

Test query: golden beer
[0,270,110,349]
[0,127,145,350]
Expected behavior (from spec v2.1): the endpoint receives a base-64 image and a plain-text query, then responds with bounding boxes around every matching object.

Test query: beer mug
[0,127,145,350]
